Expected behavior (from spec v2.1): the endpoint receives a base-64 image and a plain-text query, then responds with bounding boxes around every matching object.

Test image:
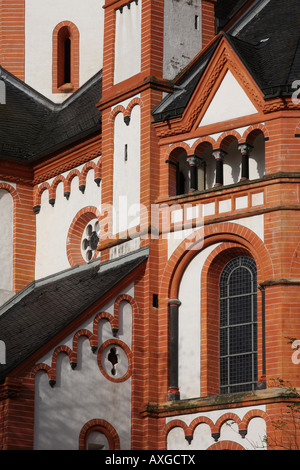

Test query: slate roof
[0,67,102,162]
[215,0,249,30]
[153,0,300,122]
[0,247,148,382]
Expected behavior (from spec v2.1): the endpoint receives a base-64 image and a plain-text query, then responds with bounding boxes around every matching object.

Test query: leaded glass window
[219,256,257,394]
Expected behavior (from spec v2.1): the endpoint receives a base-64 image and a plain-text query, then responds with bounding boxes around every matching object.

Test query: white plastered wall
[33,284,134,450]
[0,189,15,306]
[114,0,141,84]
[35,159,101,280]
[24,0,104,102]
[113,102,141,235]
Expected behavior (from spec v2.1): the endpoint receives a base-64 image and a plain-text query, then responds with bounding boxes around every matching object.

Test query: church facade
[1,0,300,450]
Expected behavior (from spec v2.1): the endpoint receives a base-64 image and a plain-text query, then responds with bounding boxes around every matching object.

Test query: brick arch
[72,329,98,359]
[125,97,143,117]
[109,105,126,123]
[217,130,242,150]
[160,222,273,300]
[164,419,189,446]
[0,182,20,205]
[31,363,52,380]
[109,97,143,124]
[51,345,76,373]
[67,206,101,267]
[242,123,269,142]
[66,168,81,187]
[191,136,216,154]
[241,409,270,430]
[80,161,99,186]
[93,311,115,338]
[113,294,138,330]
[52,20,79,93]
[165,142,191,160]
[79,418,120,450]
[34,182,51,206]
[189,416,215,435]
[49,175,66,201]
[207,440,246,450]
[214,412,243,435]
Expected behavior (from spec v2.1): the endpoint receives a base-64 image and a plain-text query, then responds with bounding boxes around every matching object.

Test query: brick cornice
[98,74,173,112]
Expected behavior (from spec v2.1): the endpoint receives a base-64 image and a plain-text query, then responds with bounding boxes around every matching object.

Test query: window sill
[54,83,75,94]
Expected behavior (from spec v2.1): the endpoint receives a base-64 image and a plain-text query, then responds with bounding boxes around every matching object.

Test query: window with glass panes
[219,256,257,394]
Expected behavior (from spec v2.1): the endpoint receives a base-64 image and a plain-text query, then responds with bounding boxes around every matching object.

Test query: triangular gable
[154,36,266,138]
[198,69,258,127]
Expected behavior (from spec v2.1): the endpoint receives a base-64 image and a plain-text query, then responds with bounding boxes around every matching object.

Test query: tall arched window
[219,256,257,394]
[53,21,79,93]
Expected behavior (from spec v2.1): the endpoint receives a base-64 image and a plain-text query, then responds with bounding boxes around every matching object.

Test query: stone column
[213,149,226,187]
[168,299,181,401]
[238,143,253,181]
[186,155,203,193]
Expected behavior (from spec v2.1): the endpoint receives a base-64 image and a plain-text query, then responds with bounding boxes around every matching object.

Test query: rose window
[81,219,100,262]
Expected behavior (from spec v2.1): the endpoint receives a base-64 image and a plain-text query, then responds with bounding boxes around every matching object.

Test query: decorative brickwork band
[238,143,253,181]
[168,299,181,401]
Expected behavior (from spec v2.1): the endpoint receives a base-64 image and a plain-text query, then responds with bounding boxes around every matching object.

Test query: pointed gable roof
[153,0,300,123]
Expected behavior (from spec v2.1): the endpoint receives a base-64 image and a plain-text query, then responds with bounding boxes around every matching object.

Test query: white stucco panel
[0,190,14,296]
[114,1,141,84]
[25,0,104,102]
[199,70,258,127]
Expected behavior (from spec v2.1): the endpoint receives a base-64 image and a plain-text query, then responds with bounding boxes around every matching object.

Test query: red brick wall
[0,0,25,80]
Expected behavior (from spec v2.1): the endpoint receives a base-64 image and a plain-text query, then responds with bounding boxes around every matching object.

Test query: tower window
[53,21,79,93]
[195,15,200,30]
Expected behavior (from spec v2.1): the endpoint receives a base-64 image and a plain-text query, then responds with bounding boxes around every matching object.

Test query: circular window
[98,340,131,382]
[67,208,100,267]
[81,219,100,262]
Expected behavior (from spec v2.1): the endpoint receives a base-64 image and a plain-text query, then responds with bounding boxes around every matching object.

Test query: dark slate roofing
[0,247,148,382]
[153,0,300,122]
[0,67,102,162]
[215,0,249,30]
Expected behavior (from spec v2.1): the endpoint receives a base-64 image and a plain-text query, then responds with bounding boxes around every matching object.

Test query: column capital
[186,155,203,167]
[238,143,253,155]
[168,299,181,307]
[213,149,227,160]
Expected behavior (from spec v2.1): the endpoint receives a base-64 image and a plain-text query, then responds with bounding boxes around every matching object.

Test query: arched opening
[53,21,79,93]
[194,141,214,190]
[246,129,265,180]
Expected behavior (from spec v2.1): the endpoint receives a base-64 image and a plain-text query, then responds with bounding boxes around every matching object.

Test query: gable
[199,69,258,127]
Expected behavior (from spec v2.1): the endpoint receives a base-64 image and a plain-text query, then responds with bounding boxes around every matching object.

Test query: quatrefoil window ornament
[81,219,100,262]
